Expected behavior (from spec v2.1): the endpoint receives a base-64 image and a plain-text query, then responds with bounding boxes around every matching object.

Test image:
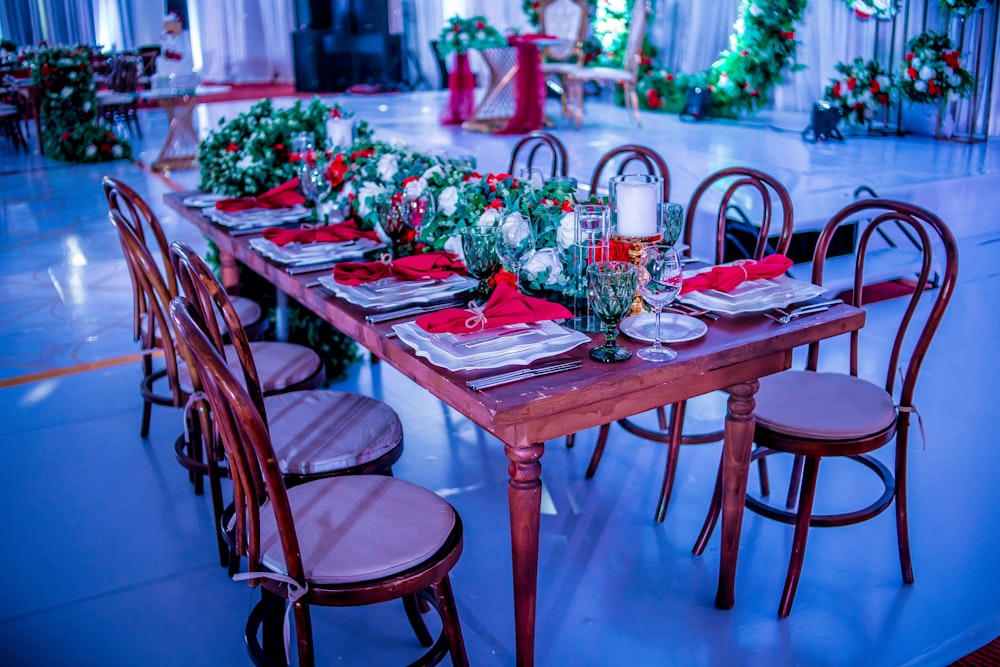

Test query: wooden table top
[165,191,866,448]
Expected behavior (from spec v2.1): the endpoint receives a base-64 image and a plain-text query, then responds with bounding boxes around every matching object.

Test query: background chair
[170,241,404,568]
[586,143,670,199]
[693,198,959,617]
[169,297,469,667]
[537,0,590,118]
[565,0,647,128]
[102,177,267,438]
[97,55,142,138]
[507,130,569,178]
[579,167,794,522]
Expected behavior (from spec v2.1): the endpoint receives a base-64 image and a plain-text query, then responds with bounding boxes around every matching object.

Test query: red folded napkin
[416,283,573,334]
[262,220,379,246]
[680,254,793,295]
[333,251,468,285]
[215,178,305,213]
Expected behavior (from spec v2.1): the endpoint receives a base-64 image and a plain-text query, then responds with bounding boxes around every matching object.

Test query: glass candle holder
[610,174,663,238]
[566,203,609,333]
[325,116,355,150]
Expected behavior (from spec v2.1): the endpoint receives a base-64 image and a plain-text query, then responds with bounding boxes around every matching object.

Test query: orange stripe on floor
[130,158,185,192]
[0,351,163,389]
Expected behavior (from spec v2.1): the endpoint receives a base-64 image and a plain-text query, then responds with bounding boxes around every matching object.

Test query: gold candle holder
[610,231,663,315]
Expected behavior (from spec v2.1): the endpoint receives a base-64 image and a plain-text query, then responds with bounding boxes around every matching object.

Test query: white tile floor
[1,89,999,666]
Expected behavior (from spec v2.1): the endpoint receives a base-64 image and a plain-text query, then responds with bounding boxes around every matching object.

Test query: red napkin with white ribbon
[215,178,305,212]
[415,283,572,334]
[262,220,378,246]
[333,251,467,285]
[680,254,793,295]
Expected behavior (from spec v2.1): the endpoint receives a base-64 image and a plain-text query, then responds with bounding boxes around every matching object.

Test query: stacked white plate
[316,274,478,310]
[248,237,380,266]
[203,205,309,230]
[679,272,826,315]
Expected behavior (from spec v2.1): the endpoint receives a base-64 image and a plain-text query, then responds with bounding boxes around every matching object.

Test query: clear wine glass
[400,187,435,236]
[495,212,536,291]
[636,244,684,362]
[587,261,638,363]
[460,226,500,300]
[300,163,332,220]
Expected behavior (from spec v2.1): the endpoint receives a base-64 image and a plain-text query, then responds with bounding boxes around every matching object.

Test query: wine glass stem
[604,323,616,348]
[652,307,662,349]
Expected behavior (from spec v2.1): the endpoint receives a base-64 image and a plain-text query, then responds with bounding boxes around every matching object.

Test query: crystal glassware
[300,163,332,221]
[587,261,638,363]
[636,244,684,362]
[567,203,609,333]
[662,202,684,247]
[376,193,410,256]
[518,167,545,190]
[495,212,536,291]
[460,226,500,300]
[290,131,314,157]
[400,186,435,236]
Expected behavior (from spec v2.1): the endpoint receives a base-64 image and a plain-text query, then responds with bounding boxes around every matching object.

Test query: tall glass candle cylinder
[610,174,662,238]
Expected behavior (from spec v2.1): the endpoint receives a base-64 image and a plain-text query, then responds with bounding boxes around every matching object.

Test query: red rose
[476,21,485,30]
[928,79,941,97]
[325,154,348,188]
[854,8,872,19]
[329,107,342,118]
[780,31,795,40]
[907,67,918,80]
[846,76,857,91]
[401,176,420,187]
[486,199,505,210]
[273,143,284,152]
[749,89,759,96]
[225,143,239,153]
[740,49,750,56]
[832,82,842,98]
[489,270,518,291]
[560,200,574,213]
[665,73,675,82]
[646,88,661,109]
[943,50,961,70]
[905,52,914,62]
[453,24,460,32]
[640,56,652,66]
[878,93,889,105]
[60,131,72,141]
[99,143,111,153]
[870,79,881,94]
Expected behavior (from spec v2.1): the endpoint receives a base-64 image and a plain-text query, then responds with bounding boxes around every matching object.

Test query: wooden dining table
[165,191,865,666]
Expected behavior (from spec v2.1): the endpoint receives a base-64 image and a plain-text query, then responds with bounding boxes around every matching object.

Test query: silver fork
[764,300,842,324]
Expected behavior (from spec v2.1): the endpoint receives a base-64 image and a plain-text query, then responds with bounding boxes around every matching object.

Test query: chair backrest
[507,130,570,178]
[539,0,589,62]
[109,55,139,93]
[108,209,185,407]
[682,167,795,264]
[169,296,301,583]
[589,143,670,201]
[169,241,269,424]
[430,39,449,90]
[622,0,649,76]
[806,199,959,409]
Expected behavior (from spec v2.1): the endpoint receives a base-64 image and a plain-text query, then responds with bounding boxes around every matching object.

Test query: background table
[139,84,229,171]
[166,191,865,667]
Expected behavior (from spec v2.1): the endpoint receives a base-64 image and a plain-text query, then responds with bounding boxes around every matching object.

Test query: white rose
[443,234,465,262]
[68,71,76,80]
[459,33,469,43]
[421,164,445,182]
[112,144,123,157]
[556,212,575,251]
[60,86,73,99]
[876,75,890,90]
[748,3,762,16]
[438,186,459,216]
[236,154,254,171]
[85,145,97,157]
[477,208,502,227]
[914,80,927,93]
[523,248,563,285]
[357,182,385,217]
[403,178,427,198]
[911,56,922,68]
[376,154,398,181]
[950,73,962,87]
[340,181,355,200]
[82,101,91,112]
[919,66,934,81]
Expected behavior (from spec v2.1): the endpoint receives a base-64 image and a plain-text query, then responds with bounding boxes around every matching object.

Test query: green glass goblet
[662,202,684,247]
[587,261,638,363]
[460,226,500,300]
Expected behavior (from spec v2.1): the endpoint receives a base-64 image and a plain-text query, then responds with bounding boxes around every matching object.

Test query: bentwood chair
[170,241,404,567]
[579,167,794,521]
[507,130,570,178]
[102,176,267,438]
[169,297,469,667]
[586,143,670,201]
[109,212,325,501]
[693,198,959,617]
[537,0,590,117]
[565,0,648,127]
[97,55,142,138]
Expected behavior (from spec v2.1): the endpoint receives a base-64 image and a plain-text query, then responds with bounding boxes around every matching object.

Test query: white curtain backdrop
[190,0,295,83]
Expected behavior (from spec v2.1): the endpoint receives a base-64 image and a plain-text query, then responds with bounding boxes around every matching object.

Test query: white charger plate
[679,273,826,315]
[620,312,707,343]
[182,193,227,208]
[317,274,477,309]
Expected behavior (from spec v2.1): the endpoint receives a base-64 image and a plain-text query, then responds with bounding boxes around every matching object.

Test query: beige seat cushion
[178,341,322,395]
[260,475,457,585]
[567,66,631,83]
[265,390,402,475]
[229,296,263,330]
[754,371,897,440]
[541,62,579,75]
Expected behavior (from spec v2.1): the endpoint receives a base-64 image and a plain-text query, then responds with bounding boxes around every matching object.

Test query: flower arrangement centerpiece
[941,0,984,17]
[899,31,974,104]
[522,0,599,29]
[436,15,507,56]
[31,46,132,163]
[823,57,893,124]
[843,0,896,20]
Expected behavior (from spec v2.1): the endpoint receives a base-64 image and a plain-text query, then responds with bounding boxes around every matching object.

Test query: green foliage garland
[31,47,132,163]
[436,16,507,56]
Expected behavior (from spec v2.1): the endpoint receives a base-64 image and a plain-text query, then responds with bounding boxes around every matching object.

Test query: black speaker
[681,86,712,120]
[292,29,332,92]
[802,100,844,142]
[308,0,333,30]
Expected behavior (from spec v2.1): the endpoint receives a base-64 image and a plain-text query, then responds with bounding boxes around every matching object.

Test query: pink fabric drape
[440,53,477,126]
[495,35,547,135]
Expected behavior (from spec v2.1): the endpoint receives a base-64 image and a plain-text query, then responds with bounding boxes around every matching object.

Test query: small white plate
[620,312,707,343]
[182,193,226,208]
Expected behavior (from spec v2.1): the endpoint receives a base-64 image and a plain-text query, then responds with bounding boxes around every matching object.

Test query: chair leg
[626,83,642,127]
[778,455,820,618]
[291,596,314,667]
[433,576,469,667]
[657,405,669,430]
[584,423,612,478]
[259,589,288,663]
[403,592,434,647]
[785,454,805,509]
[757,449,771,497]
[565,432,575,448]
[895,431,914,584]
[654,400,686,523]
[140,399,153,438]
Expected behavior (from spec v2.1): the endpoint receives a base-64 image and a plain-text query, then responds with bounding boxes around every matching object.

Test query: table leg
[506,441,544,667]
[153,96,199,171]
[219,252,241,294]
[275,290,289,342]
[715,379,758,610]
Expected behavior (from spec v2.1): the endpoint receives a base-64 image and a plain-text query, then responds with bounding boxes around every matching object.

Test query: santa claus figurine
[153,12,199,91]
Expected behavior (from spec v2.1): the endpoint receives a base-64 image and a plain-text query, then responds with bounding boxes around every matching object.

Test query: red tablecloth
[494,35,548,135]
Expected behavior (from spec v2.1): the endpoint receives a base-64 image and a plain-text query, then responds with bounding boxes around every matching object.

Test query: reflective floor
[1,91,999,666]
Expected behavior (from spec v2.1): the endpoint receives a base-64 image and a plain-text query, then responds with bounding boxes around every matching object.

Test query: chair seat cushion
[541,62,579,75]
[568,66,631,82]
[178,341,322,395]
[265,390,403,475]
[97,92,137,105]
[229,295,263,331]
[260,475,457,585]
[755,371,896,440]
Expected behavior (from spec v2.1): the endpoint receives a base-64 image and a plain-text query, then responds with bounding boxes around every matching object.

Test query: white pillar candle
[615,181,658,237]
[326,118,354,149]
